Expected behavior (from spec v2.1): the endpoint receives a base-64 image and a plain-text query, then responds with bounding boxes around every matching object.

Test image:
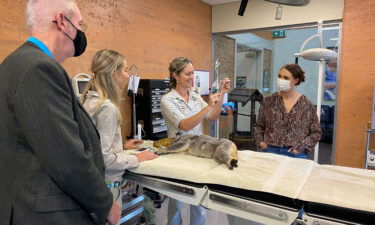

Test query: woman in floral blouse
[255,63,322,159]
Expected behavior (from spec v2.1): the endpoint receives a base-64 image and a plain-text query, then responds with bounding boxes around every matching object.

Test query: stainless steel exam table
[124,151,375,225]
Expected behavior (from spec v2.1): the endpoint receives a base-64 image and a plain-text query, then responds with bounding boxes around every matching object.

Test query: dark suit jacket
[0,42,113,225]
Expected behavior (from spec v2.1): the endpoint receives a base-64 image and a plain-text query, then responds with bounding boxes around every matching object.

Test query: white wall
[212,0,343,33]
[235,51,259,131]
[228,33,274,93]
[227,33,274,131]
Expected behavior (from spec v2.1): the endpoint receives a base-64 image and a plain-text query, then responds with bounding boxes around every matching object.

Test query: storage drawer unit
[136,79,169,140]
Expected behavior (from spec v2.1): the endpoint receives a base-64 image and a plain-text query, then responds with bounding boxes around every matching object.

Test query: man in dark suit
[0,0,120,224]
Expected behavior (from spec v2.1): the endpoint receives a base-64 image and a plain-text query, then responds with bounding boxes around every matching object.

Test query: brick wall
[335,0,375,168]
[0,0,212,138]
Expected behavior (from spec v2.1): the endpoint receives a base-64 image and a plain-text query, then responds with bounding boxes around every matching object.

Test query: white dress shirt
[161,89,208,138]
[83,91,139,181]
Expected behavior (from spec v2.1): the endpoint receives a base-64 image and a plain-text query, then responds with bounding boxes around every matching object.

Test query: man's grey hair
[25,0,77,33]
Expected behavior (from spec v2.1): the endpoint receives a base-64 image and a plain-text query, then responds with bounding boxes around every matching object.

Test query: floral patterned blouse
[255,92,322,153]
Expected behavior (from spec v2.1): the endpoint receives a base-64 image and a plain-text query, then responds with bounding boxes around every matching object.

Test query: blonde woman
[81,49,157,217]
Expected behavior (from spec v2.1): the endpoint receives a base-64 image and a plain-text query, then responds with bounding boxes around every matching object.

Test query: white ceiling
[200,0,240,5]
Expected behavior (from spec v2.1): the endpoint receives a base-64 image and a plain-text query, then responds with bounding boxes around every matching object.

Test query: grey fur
[155,134,238,169]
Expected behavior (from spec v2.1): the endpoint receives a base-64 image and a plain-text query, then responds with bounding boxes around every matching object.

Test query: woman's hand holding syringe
[209,78,231,104]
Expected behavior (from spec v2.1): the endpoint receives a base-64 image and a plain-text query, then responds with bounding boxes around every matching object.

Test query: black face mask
[55,16,87,57]
[68,28,87,57]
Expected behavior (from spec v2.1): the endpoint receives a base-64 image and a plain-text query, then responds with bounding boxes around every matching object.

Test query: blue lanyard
[27,37,54,59]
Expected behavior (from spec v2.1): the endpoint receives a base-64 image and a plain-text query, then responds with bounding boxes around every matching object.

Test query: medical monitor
[71,73,91,97]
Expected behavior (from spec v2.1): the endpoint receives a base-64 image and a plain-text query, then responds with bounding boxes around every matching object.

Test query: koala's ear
[175,132,181,141]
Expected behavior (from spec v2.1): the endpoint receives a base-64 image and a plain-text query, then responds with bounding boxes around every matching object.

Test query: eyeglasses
[64,16,88,32]
[53,16,88,32]
[78,21,88,32]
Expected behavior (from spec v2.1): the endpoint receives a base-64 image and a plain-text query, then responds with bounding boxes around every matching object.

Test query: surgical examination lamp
[238,0,310,16]
[294,20,338,163]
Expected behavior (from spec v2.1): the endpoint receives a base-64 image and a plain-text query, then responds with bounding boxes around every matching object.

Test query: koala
[154,134,238,170]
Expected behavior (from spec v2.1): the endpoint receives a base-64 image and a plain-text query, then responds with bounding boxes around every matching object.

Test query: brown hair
[280,63,305,85]
[168,57,192,89]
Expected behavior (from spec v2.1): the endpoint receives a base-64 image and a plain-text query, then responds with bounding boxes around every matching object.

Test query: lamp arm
[299,19,324,54]
[317,19,323,48]
[299,34,320,54]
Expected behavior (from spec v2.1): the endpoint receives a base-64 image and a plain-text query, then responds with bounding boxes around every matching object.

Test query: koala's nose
[230,159,238,168]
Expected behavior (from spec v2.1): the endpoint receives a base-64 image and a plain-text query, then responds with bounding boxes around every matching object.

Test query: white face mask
[277,78,292,92]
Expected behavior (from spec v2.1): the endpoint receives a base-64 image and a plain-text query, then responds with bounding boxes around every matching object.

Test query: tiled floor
[153,142,333,225]
[309,142,333,164]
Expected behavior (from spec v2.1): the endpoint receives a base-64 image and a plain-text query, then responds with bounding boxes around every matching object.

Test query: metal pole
[314,20,324,163]
[314,61,324,163]
[214,59,220,138]
[132,77,137,139]
[365,129,372,169]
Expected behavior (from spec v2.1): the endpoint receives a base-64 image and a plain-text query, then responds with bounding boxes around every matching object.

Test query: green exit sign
[272,30,286,38]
